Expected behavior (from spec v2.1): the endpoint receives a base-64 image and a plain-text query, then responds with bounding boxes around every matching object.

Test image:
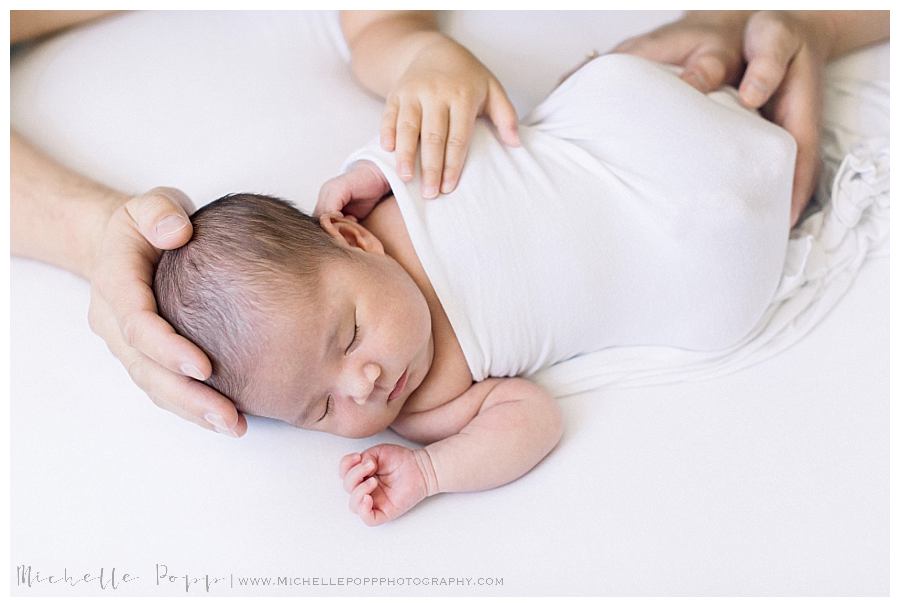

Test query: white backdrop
[10,11,889,596]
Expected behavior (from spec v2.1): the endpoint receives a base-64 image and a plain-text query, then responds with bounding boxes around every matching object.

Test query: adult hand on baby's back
[738,11,831,227]
[614,10,829,227]
[314,160,391,220]
[87,187,247,438]
[339,444,434,526]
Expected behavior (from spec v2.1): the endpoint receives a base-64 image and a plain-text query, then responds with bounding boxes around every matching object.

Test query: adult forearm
[417,389,563,496]
[802,11,889,60]
[11,131,128,279]
[10,10,118,45]
[340,10,445,98]
[683,10,889,62]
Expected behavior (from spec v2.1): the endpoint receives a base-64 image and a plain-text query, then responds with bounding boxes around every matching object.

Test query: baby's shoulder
[390,377,504,444]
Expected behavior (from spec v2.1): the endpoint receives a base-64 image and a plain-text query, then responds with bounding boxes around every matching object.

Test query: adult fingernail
[683,70,707,91]
[423,184,438,198]
[156,215,189,238]
[399,163,413,179]
[180,363,205,380]
[740,79,767,107]
[204,412,236,437]
[440,179,454,194]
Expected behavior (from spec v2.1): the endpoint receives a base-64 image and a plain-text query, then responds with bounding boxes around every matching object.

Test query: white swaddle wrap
[343,54,796,382]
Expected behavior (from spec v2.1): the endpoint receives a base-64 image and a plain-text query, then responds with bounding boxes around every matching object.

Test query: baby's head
[153,194,434,438]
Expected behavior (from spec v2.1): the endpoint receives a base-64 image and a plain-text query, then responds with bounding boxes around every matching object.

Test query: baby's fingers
[338,452,362,478]
[357,493,389,527]
[349,476,379,515]
[342,455,377,493]
[394,101,422,182]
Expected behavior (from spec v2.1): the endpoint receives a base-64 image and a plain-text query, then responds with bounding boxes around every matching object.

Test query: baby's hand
[314,160,391,220]
[382,37,520,199]
[338,444,431,526]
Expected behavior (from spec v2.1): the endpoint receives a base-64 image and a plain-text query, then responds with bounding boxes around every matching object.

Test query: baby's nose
[352,363,382,405]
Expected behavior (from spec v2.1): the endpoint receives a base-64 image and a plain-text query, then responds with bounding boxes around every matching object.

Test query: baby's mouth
[387,368,409,401]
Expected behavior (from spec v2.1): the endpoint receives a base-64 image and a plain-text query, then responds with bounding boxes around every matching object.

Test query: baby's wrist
[412,447,440,498]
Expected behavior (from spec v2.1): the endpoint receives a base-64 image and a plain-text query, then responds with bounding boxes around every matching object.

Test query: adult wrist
[788,11,837,63]
[684,10,753,31]
[81,189,129,281]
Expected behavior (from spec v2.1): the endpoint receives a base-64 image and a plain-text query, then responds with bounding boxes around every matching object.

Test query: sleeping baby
[153,53,795,525]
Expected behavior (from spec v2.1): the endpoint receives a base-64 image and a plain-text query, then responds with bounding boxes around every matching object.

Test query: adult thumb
[125,186,195,250]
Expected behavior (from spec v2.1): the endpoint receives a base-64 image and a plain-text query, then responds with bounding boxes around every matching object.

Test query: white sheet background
[10,11,889,596]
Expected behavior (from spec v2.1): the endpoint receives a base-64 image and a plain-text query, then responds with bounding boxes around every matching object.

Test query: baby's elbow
[544,396,564,450]
[521,380,564,451]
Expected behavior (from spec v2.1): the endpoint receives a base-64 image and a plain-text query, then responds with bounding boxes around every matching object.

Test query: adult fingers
[739,12,802,108]
[90,292,246,436]
[93,213,212,379]
[418,102,449,199]
[125,187,194,250]
[440,103,477,194]
[680,48,733,93]
[484,80,520,147]
[380,96,400,152]
[763,46,822,227]
[790,140,821,227]
[612,26,696,64]
[394,101,422,182]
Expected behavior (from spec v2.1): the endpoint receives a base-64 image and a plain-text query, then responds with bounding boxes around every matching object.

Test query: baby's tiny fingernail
[180,363,205,380]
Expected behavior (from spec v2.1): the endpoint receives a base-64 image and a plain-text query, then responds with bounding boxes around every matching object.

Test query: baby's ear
[319,213,383,255]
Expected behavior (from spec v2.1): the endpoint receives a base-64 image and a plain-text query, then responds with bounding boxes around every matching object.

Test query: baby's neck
[360,194,436,308]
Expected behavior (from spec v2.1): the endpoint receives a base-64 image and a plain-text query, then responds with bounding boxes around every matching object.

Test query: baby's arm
[408,378,563,495]
[340,377,563,525]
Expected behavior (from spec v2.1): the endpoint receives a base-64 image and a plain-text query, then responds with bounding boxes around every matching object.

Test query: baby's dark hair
[153,193,353,411]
